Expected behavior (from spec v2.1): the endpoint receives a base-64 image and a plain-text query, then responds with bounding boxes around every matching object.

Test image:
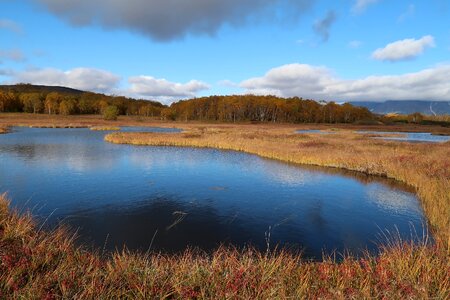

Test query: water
[0,127,427,258]
[357,131,450,143]
[297,129,335,134]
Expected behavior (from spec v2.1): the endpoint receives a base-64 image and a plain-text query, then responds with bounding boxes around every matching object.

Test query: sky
[1,0,449,104]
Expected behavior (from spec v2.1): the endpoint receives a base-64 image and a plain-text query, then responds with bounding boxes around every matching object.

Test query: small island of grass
[90,126,121,131]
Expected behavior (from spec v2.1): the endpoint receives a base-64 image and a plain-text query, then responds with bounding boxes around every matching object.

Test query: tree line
[162,95,374,123]
[1,85,375,123]
[0,88,164,117]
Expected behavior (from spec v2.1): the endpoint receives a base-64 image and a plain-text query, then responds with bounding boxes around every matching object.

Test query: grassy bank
[0,194,448,299]
[90,126,121,131]
[1,112,450,134]
[0,126,9,134]
[0,113,173,129]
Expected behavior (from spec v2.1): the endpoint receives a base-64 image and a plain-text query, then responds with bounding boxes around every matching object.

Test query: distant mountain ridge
[350,100,450,115]
[0,84,85,95]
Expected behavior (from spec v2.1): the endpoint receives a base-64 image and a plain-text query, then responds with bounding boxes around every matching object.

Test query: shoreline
[1,114,449,298]
[104,127,450,246]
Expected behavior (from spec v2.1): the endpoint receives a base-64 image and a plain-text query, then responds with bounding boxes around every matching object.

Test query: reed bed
[90,126,121,131]
[0,194,449,299]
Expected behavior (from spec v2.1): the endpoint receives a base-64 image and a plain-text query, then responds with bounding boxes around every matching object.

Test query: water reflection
[0,127,427,258]
[296,129,335,134]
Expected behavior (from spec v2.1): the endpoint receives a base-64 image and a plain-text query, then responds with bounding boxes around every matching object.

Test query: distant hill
[0,84,85,95]
[0,84,165,115]
[350,100,450,115]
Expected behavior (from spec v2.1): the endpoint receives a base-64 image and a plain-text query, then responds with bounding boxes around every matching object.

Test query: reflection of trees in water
[0,143,117,171]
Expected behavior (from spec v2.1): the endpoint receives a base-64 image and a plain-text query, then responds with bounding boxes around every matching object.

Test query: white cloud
[128,76,209,103]
[240,63,450,101]
[372,35,435,62]
[352,0,380,14]
[0,19,23,34]
[0,49,26,62]
[5,67,121,93]
[2,67,209,102]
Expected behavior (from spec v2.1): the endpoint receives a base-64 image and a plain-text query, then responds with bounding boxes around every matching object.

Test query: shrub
[103,105,119,121]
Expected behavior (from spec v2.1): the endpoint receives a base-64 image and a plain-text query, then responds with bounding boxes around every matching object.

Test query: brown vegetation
[0,85,164,117]
[0,126,9,134]
[90,126,121,131]
[161,95,373,123]
[1,86,376,123]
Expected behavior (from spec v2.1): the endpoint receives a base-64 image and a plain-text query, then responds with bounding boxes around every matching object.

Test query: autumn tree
[20,93,43,114]
[59,97,77,115]
[103,105,119,120]
[44,92,62,115]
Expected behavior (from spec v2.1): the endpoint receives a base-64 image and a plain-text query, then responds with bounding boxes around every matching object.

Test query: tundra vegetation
[0,120,449,298]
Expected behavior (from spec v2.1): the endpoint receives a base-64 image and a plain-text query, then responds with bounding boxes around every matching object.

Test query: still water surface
[0,127,427,258]
[356,131,450,143]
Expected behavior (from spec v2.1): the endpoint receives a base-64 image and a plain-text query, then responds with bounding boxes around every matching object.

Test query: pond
[0,127,427,258]
[296,129,335,134]
[357,131,450,143]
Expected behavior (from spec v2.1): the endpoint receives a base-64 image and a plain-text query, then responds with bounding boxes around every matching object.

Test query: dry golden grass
[90,126,121,131]
[0,113,171,129]
[1,112,449,134]
[0,126,9,134]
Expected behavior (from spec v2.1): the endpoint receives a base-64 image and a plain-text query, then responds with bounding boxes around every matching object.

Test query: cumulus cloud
[240,63,450,101]
[372,35,435,62]
[5,67,121,93]
[128,76,209,103]
[0,49,26,63]
[0,19,23,34]
[33,0,315,41]
[2,67,209,101]
[313,11,336,42]
[352,0,380,14]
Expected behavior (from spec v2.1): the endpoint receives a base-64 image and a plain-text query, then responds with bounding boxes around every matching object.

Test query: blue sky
[1,0,449,103]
